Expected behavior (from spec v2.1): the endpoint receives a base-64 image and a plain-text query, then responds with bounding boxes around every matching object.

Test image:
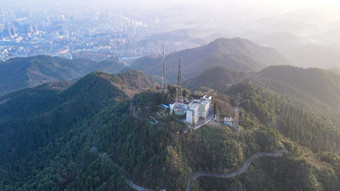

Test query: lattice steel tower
[176,59,184,103]
[161,44,167,92]
[233,94,240,131]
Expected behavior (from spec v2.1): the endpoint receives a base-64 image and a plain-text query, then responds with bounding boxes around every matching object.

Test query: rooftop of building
[170,95,212,110]
[224,117,233,122]
[188,102,200,109]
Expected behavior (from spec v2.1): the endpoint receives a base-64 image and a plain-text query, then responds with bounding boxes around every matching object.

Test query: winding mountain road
[125,174,150,191]
[186,148,288,191]
[125,148,287,191]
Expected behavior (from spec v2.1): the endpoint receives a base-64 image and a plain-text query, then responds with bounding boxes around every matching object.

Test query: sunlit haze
[1,0,340,68]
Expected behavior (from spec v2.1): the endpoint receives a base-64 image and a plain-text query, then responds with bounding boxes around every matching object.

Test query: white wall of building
[171,95,212,125]
[187,102,199,124]
[186,110,193,124]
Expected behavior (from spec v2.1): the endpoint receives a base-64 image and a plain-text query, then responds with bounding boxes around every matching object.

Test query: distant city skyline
[2,0,340,11]
[1,0,340,68]
[1,0,340,24]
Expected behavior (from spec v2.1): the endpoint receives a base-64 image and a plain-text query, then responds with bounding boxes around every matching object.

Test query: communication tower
[176,59,184,103]
[161,44,167,92]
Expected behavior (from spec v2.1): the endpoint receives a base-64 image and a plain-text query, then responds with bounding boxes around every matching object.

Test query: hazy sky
[2,0,340,35]
[2,0,340,10]
[1,0,338,20]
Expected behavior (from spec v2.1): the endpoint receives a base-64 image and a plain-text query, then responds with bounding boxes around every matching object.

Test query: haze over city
[1,0,340,68]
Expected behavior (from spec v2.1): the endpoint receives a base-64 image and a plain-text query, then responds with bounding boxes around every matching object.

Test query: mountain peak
[132,37,290,82]
[183,65,246,92]
[210,37,252,45]
[66,69,157,99]
[0,56,126,96]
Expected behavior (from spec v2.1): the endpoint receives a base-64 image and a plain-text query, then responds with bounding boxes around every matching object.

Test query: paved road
[186,148,288,191]
[128,107,288,191]
[125,149,287,191]
[125,174,150,191]
[133,106,140,120]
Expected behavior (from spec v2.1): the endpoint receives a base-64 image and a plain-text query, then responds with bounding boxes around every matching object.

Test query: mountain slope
[131,38,291,81]
[182,65,335,120]
[0,70,156,158]
[183,64,340,133]
[227,81,340,152]
[285,44,340,68]
[1,68,340,190]
[1,84,339,191]
[182,65,246,92]
[0,55,125,95]
[328,67,340,77]
[180,64,340,152]
[259,65,340,108]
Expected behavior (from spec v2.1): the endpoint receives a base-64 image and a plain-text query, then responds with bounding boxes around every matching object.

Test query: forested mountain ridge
[183,65,340,151]
[1,64,340,190]
[182,65,246,92]
[0,70,156,159]
[0,55,125,95]
[131,37,291,82]
[184,64,340,115]
[1,81,339,190]
[260,65,340,108]
[227,81,340,152]
[0,37,291,96]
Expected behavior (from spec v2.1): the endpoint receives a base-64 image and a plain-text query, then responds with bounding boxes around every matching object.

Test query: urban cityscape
[0,5,203,61]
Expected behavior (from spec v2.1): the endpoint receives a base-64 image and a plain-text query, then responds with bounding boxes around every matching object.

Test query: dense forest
[1,65,340,190]
[0,55,126,95]
[260,65,340,108]
[183,65,246,92]
[227,81,340,152]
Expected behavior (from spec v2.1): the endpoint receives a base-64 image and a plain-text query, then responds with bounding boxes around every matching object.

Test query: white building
[169,102,187,116]
[186,102,200,124]
[199,95,212,119]
[224,117,233,127]
[170,95,212,125]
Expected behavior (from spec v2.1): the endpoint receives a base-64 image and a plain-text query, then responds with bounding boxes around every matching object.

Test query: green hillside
[131,38,291,82]
[0,55,125,95]
[228,81,340,152]
[183,65,246,92]
[183,65,340,122]
[1,67,340,190]
[260,65,340,108]
[0,70,155,158]
[182,65,340,152]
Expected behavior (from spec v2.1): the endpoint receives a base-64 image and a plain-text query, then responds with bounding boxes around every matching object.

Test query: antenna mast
[161,44,167,92]
[176,59,184,103]
[233,93,240,131]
